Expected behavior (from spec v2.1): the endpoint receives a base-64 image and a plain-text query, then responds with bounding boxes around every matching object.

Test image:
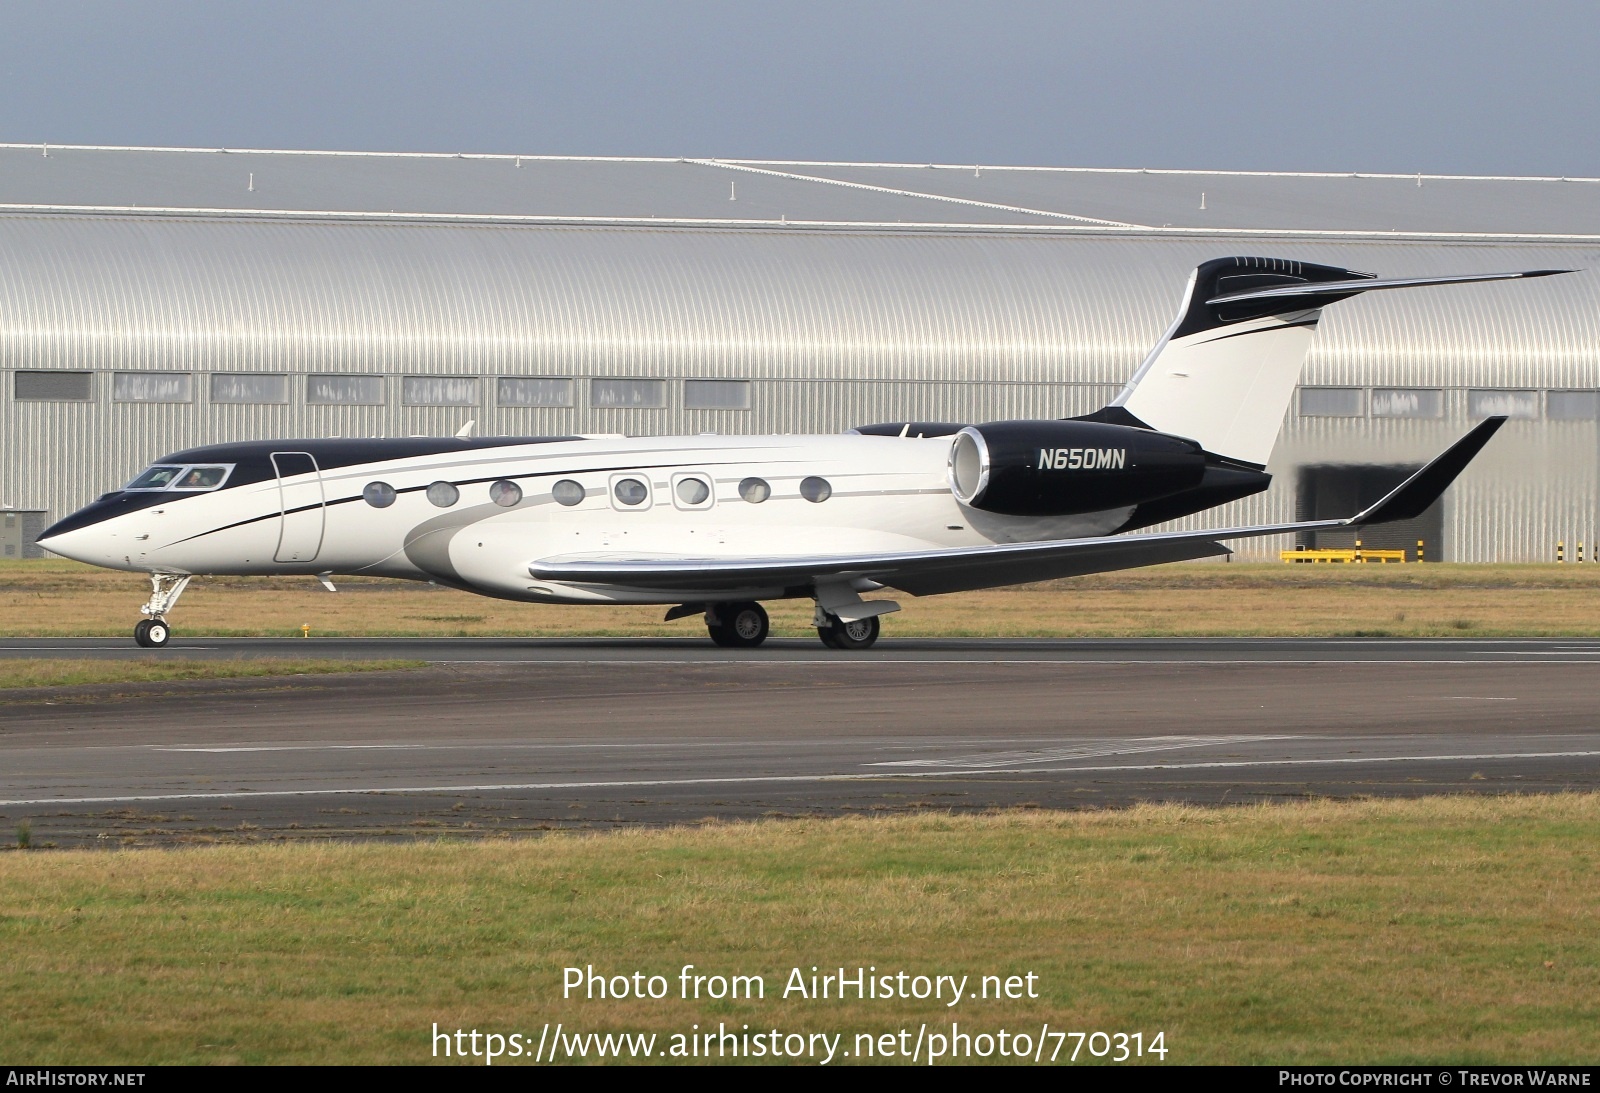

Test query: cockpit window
[124,465,184,490]
[124,464,234,492]
[171,466,231,490]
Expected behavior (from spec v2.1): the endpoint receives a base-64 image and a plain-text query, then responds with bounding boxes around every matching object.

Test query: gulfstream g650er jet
[38,257,1566,649]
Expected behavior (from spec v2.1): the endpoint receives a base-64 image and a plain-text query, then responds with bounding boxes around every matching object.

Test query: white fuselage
[44,433,1130,605]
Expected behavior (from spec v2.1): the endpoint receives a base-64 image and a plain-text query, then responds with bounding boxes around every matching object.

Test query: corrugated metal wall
[3,212,1598,561]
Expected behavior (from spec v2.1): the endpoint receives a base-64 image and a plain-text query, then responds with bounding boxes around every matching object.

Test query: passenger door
[271,452,325,563]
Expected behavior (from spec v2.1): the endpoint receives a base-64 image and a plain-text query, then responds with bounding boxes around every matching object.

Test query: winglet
[1350,417,1506,526]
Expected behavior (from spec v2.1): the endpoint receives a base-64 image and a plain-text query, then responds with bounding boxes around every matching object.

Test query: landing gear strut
[706,601,769,647]
[133,573,191,648]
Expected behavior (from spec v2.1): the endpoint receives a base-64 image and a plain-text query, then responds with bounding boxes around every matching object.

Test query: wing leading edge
[528,418,1506,597]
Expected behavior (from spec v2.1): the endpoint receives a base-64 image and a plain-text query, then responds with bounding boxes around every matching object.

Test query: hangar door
[1296,465,1443,561]
[271,452,325,563]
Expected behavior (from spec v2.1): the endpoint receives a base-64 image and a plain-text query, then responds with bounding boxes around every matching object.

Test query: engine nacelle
[948,420,1207,517]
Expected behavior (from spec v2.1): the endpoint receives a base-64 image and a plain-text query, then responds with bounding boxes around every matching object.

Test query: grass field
[7,558,1600,638]
[0,796,1595,1065]
[0,657,423,691]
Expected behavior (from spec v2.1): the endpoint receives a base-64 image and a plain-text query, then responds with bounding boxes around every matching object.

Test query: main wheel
[707,601,769,648]
[822,614,880,650]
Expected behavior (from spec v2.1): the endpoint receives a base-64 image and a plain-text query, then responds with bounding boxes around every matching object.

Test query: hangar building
[2,144,1598,561]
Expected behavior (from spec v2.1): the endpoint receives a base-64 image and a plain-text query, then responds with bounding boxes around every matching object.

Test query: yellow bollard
[1558,541,1566,564]
[301,623,310,638]
[1416,538,1425,563]
[1354,538,1363,563]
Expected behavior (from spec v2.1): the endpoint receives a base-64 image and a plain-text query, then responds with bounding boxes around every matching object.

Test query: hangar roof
[2,143,1598,238]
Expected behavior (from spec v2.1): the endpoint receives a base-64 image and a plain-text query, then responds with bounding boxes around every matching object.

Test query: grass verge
[8,559,1600,637]
[0,795,1595,1064]
[0,657,423,690]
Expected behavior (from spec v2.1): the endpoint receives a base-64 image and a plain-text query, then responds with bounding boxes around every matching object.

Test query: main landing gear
[132,573,191,648]
[705,601,770,647]
[694,598,884,650]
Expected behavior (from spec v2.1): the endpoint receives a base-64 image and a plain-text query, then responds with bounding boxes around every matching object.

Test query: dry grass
[8,558,1600,638]
[0,796,1596,1064]
[0,657,422,690]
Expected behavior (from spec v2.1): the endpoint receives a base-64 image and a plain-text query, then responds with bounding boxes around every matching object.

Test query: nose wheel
[132,573,191,649]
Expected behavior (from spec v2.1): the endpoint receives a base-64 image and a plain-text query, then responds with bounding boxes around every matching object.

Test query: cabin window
[489,480,522,507]
[738,477,770,503]
[1371,388,1443,418]
[497,377,574,407]
[307,375,385,405]
[1468,389,1539,419]
[426,481,460,508]
[613,477,649,507]
[14,371,92,401]
[170,466,231,490]
[551,480,585,506]
[673,475,712,508]
[363,482,397,508]
[684,379,751,410]
[800,476,833,503]
[211,374,289,404]
[125,465,185,490]
[403,376,480,406]
[114,372,193,403]
[592,378,666,408]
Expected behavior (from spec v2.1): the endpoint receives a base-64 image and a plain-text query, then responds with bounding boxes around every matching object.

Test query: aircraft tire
[711,601,769,648]
[816,626,842,649]
[145,620,171,647]
[823,615,880,650]
[133,620,153,647]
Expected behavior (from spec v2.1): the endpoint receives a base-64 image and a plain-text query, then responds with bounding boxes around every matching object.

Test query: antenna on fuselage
[455,420,476,438]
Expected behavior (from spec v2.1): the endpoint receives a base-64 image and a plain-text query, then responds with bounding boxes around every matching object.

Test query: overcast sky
[1,1,1595,176]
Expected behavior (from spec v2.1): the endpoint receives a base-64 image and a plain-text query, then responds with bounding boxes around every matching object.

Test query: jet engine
[948,420,1207,517]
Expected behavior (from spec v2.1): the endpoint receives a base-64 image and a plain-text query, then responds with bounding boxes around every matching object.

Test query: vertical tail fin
[1086,257,1570,468]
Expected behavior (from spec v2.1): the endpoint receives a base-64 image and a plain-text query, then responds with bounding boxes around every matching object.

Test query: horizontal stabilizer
[1350,416,1506,526]
[1207,269,1572,307]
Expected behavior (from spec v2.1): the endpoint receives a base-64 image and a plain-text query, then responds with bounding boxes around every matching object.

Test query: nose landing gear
[133,573,191,648]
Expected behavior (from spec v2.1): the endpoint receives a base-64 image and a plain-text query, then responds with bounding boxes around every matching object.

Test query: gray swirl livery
[38,257,1566,649]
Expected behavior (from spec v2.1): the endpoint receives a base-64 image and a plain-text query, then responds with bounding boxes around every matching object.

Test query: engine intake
[949,420,1206,517]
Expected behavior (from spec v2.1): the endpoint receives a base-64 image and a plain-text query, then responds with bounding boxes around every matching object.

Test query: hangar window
[489,480,522,507]
[403,376,480,407]
[113,372,192,403]
[307,374,385,405]
[211,373,289,404]
[592,378,666,408]
[1371,388,1443,418]
[800,476,833,503]
[1548,391,1600,420]
[1468,389,1539,419]
[738,477,771,503]
[426,481,460,508]
[14,371,92,401]
[363,482,397,508]
[685,380,751,410]
[497,377,574,407]
[551,480,585,506]
[1299,387,1364,417]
